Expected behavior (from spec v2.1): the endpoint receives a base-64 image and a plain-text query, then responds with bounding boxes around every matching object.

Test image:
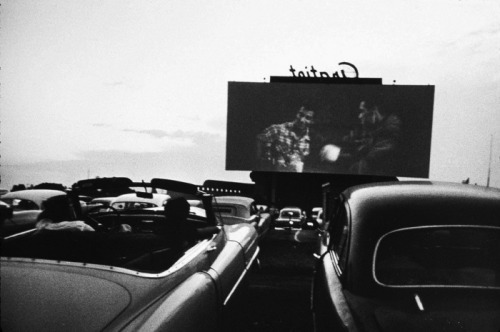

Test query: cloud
[441,23,500,54]
[122,127,224,142]
[2,119,224,165]
[122,128,182,139]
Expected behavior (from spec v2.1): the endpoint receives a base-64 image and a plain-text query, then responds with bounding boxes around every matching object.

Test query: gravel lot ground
[224,228,319,331]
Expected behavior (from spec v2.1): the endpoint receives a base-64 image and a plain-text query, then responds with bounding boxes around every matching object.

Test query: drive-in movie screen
[226,82,435,178]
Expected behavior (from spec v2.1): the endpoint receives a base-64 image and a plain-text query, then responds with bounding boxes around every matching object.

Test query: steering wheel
[85,205,122,232]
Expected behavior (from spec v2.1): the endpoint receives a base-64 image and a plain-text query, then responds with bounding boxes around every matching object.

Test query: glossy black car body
[312,181,500,332]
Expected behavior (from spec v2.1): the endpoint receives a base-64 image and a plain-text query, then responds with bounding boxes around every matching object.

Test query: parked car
[109,192,170,211]
[1,178,259,331]
[0,189,72,237]
[311,181,500,332]
[213,195,272,239]
[274,206,305,229]
[302,207,322,230]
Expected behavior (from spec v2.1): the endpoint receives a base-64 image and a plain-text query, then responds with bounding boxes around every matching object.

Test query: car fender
[224,224,258,265]
[208,224,259,305]
[120,272,219,332]
[207,240,246,304]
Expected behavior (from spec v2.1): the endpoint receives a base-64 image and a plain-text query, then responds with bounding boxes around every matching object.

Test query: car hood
[345,290,500,332]
[1,262,131,332]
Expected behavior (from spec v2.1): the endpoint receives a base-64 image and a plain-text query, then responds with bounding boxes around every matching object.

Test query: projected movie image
[226,82,435,178]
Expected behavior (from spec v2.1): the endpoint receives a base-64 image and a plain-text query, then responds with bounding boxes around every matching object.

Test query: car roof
[345,180,500,199]
[281,206,301,211]
[1,189,67,204]
[344,181,500,233]
[348,180,497,210]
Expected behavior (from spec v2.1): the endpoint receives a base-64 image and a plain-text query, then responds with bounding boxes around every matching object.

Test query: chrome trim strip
[4,228,37,239]
[223,246,260,306]
[330,251,343,277]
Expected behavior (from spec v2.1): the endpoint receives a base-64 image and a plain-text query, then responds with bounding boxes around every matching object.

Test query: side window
[13,199,39,211]
[213,206,236,216]
[329,203,349,273]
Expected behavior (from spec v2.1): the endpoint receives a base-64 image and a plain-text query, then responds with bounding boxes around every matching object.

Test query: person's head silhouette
[164,197,190,222]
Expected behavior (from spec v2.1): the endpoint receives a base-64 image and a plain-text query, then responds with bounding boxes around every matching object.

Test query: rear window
[280,210,300,218]
[213,206,236,216]
[374,226,500,288]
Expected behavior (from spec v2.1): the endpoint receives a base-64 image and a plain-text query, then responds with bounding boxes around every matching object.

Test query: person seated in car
[158,197,198,251]
[159,197,219,252]
[36,195,95,232]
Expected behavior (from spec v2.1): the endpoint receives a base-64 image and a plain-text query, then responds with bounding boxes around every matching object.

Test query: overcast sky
[1,0,499,189]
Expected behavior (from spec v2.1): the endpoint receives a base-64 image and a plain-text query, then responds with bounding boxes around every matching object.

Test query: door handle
[206,245,217,252]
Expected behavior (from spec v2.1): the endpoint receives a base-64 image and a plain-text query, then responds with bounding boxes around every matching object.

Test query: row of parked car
[273,205,324,230]
[1,178,500,331]
[0,185,274,236]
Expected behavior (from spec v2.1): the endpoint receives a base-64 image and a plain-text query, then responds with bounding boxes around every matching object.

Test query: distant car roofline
[1,189,67,204]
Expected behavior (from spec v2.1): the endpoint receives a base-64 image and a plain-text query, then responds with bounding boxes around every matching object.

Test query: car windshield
[280,210,300,218]
[374,226,500,288]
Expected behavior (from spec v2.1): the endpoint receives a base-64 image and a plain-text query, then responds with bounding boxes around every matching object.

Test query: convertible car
[1,178,259,331]
[312,181,500,332]
[212,195,272,240]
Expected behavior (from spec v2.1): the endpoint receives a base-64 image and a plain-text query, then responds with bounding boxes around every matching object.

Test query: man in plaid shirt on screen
[256,105,314,172]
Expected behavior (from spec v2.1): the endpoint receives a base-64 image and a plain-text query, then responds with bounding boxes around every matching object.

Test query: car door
[207,223,258,306]
[313,199,356,332]
[114,229,225,332]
